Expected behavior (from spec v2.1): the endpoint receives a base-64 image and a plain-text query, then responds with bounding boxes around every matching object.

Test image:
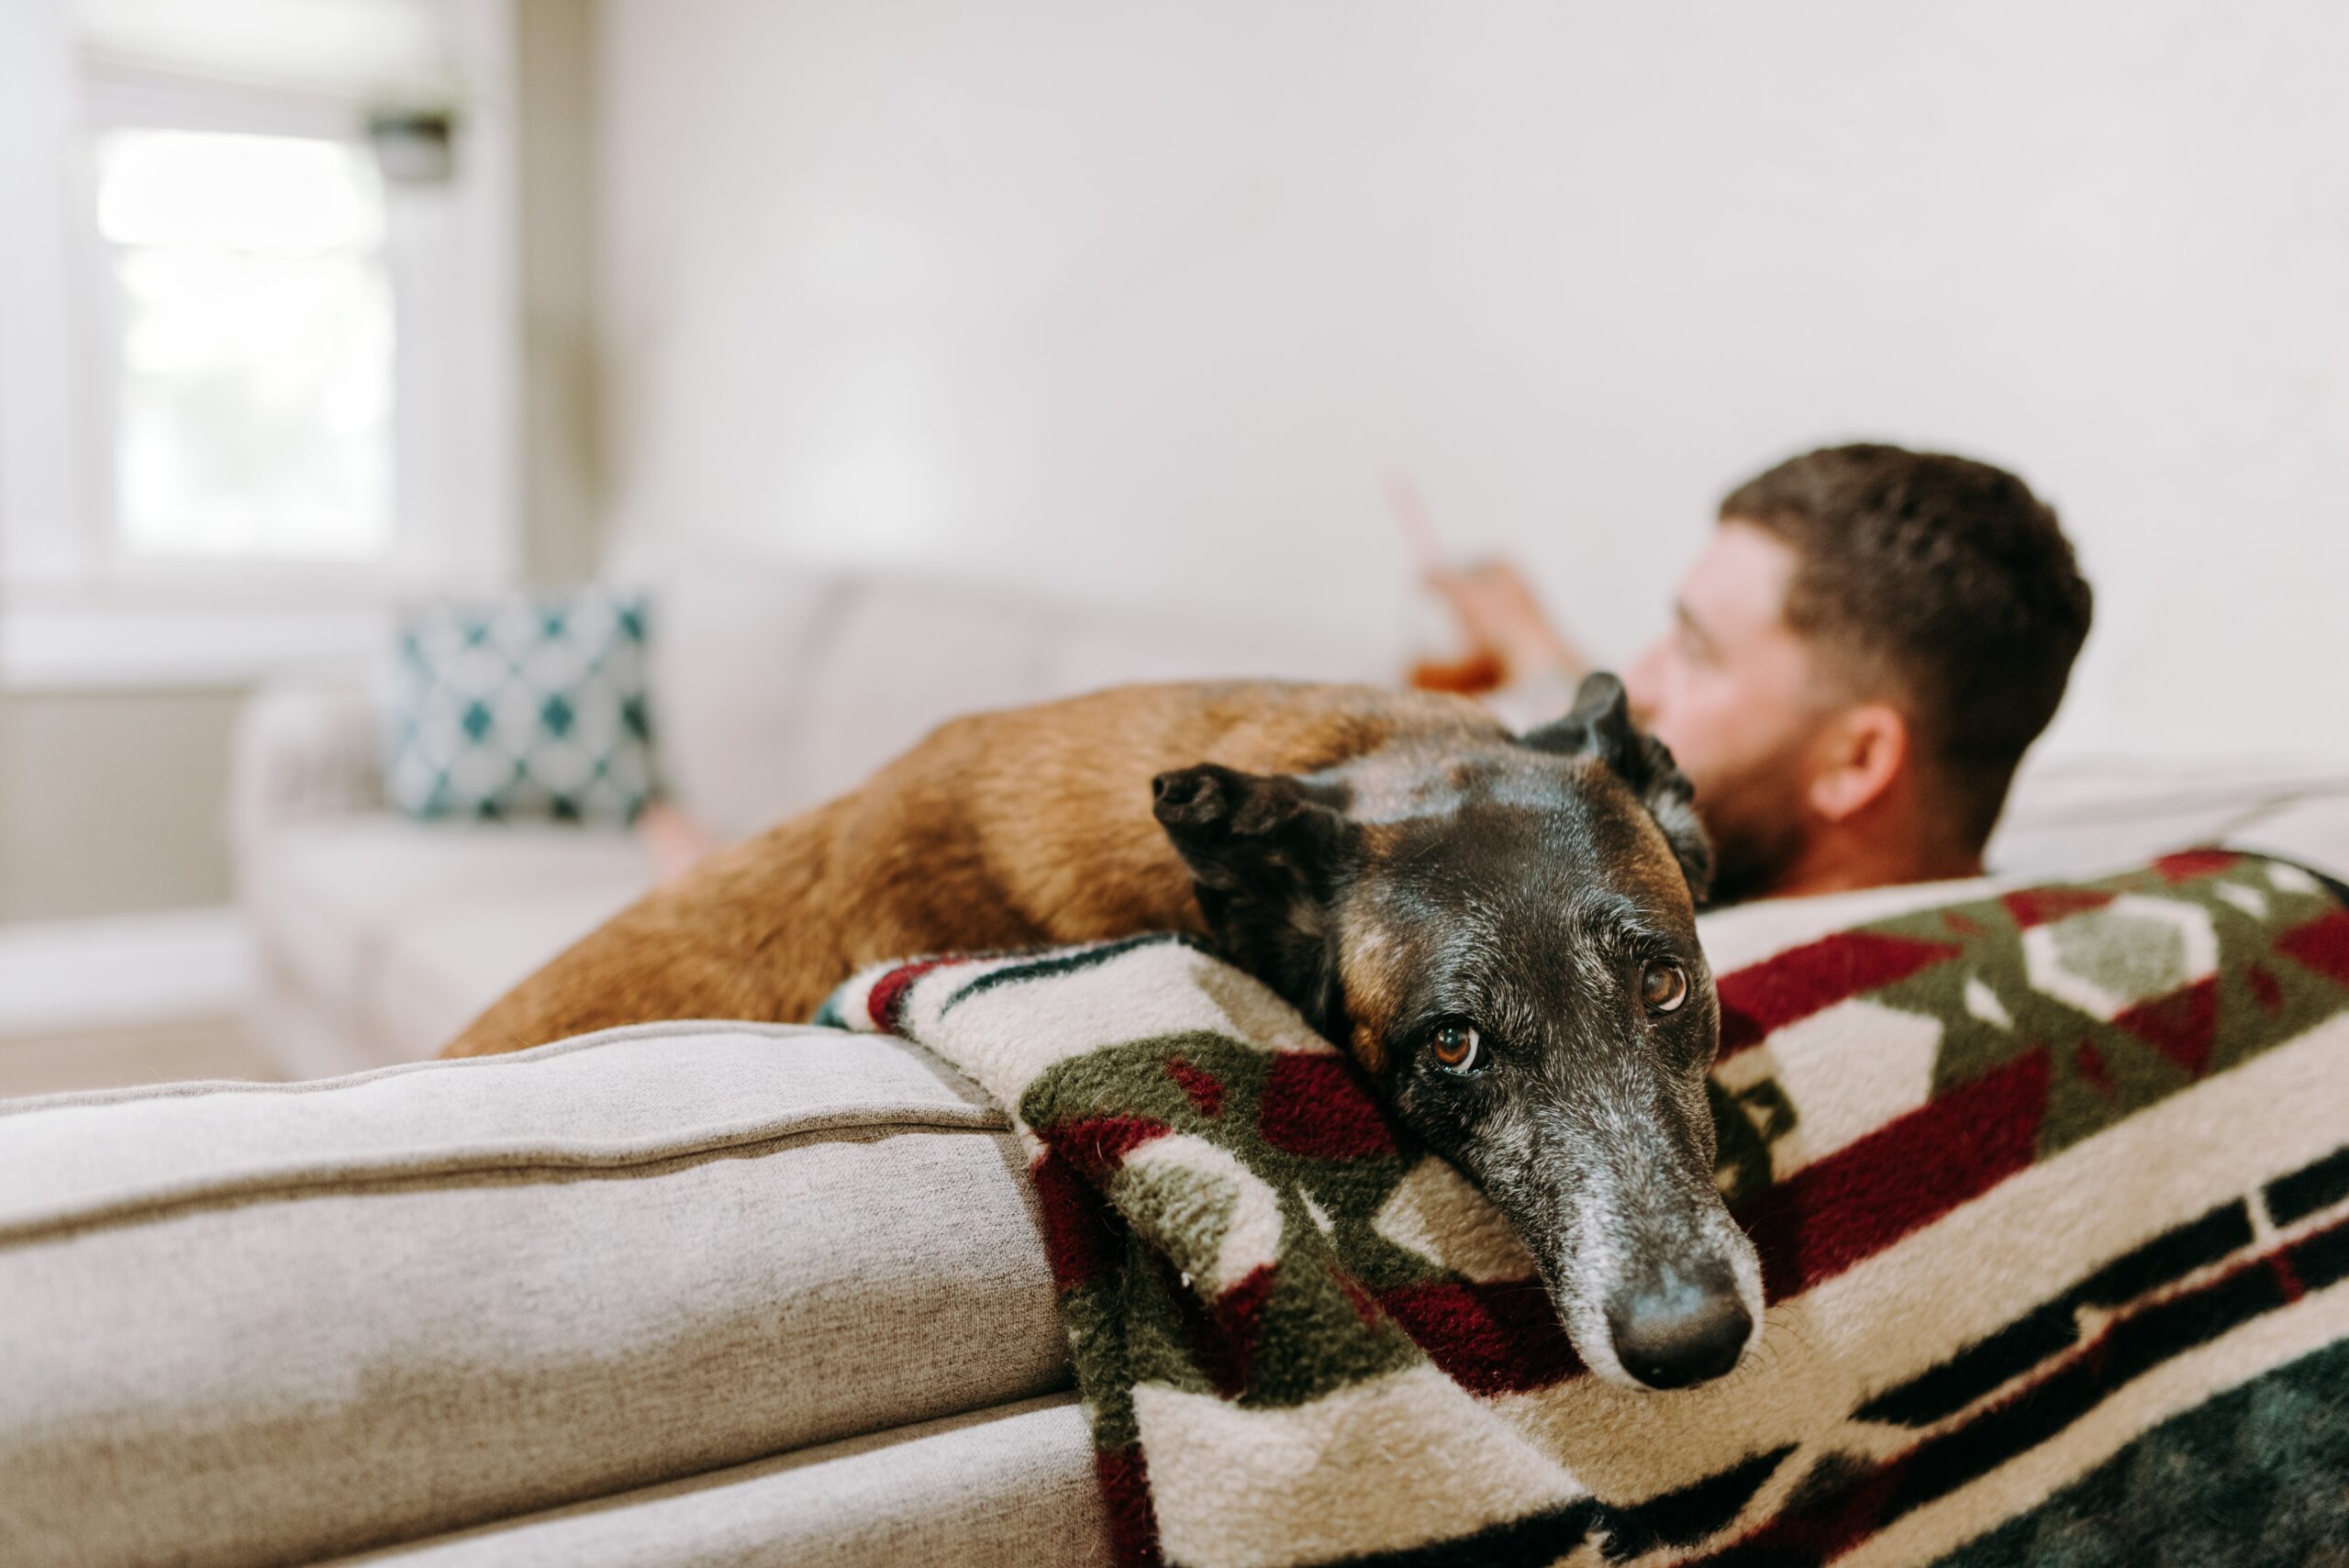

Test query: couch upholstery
[328,1396,1105,1567]
[0,1021,1097,1568]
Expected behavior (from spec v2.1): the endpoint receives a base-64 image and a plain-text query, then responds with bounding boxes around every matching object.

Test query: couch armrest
[0,1022,1070,1567]
[229,676,387,858]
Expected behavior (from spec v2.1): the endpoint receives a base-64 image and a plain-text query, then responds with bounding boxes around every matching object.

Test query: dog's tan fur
[443,681,1501,1059]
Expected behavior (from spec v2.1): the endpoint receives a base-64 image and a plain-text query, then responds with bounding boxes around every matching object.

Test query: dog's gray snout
[1605,1262,1752,1390]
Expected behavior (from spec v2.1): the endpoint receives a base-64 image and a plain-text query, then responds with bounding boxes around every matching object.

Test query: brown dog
[445,673,1763,1389]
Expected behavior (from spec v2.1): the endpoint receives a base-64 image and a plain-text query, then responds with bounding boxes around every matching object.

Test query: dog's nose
[1605,1265,1752,1390]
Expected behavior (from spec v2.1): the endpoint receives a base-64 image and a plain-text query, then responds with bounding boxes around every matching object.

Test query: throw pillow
[384,587,655,825]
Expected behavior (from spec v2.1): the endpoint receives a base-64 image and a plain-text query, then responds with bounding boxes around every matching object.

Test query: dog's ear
[1521,672,1714,904]
[1152,763,1353,899]
[1152,763,1355,1026]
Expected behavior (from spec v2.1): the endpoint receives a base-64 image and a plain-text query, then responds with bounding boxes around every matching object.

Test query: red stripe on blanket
[1377,1278,1586,1395]
[1030,1147,1125,1292]
[1740,1047,2053,1301]
[1201,1262,1279,1398]
[2000,885,2116,929]
[1052,1114,1174,1182]
[1163,1056,1225,1118]
[2113,976,2219,1078]
[1258,1053,1397,1159]
[865,955,963,1034]
[2246,961,2286,1013]
[2153,847,2243,883]
[2278,906,2349,985]
[1094,1444,1163,1568]
[1718,932,1964,1056]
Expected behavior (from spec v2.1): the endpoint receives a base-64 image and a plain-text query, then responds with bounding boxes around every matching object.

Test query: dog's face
[1152,673,1763,1390]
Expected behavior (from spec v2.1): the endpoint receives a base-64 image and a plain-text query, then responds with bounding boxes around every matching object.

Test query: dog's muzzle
[1604,1259,1753,1390]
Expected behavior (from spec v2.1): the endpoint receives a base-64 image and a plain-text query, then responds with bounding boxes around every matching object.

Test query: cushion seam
[0,1018,869,1117]
[0,1105,1017,1247]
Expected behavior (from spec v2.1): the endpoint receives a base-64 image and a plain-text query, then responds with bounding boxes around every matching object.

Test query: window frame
[0,0,518,690]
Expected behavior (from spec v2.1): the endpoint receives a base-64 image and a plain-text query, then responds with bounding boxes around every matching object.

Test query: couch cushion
[781,573,1395,829]
[638,557,1400,842]
[774,575,1075,826]
[0,1023,1069,1568]
[637,558,846,842]
[2234,791,2349,876]
[1990,753,2349,879]
[244,817,652,1062]
[331,1394,1107,1568]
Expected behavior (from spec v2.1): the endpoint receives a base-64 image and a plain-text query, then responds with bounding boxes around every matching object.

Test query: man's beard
[1687,746,1812,906]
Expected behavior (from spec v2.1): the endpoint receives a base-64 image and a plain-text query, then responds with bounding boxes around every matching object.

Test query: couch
[13,562,2345,1563]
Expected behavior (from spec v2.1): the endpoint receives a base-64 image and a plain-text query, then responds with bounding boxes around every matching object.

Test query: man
[1433,443,2094,905]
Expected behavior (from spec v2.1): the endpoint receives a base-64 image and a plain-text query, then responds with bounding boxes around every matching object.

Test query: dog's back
[442,681,1498,1057]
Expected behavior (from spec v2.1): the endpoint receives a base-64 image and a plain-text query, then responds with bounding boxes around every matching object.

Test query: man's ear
[1806,704,1908,824]
[1520,672,1714,903]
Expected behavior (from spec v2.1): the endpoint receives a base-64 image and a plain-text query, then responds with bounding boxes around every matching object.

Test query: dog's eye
[1424,1018,1485,1075]
[1642,962,1689,1015]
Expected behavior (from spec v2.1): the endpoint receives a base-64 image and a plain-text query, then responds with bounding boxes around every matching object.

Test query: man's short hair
[1720,443,2093,851]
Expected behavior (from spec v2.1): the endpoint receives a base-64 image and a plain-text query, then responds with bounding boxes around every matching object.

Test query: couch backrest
[643,557,1397,840]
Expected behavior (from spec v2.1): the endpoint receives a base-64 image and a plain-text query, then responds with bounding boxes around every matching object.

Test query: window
[98,127,396,561]
[0,0,517,688]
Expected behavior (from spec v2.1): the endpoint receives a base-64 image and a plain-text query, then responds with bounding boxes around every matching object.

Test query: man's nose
[1605,1260,1752,1389]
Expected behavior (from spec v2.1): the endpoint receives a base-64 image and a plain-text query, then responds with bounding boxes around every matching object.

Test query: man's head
[1625,443,2092,904]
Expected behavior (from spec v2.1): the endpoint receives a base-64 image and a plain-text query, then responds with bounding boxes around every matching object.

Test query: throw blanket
[821,850,2349,1567]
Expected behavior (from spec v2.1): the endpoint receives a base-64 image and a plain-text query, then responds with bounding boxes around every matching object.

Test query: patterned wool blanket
[822,850,2349,1568]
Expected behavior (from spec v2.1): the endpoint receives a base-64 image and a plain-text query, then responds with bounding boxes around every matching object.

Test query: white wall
[596,0,2349,760]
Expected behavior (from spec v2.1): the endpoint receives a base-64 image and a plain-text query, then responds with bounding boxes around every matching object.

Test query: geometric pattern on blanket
[821,849,2349,1567]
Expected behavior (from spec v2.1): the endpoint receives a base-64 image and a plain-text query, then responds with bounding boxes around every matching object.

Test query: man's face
[1622,521,1829,903]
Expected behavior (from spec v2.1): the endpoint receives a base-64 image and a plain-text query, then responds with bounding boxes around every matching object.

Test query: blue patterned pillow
[385,588,655,825]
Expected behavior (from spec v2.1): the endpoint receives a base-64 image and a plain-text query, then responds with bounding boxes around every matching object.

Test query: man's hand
[639,799,718,884]
[1425,560,1589,687]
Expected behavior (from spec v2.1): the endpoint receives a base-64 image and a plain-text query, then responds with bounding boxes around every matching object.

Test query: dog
[445,673,1764,1389]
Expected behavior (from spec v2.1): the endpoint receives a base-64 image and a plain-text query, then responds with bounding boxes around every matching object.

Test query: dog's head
[1152,672,1760,1390]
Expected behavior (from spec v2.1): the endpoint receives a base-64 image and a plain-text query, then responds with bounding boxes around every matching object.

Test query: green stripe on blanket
[823,850,2349,1567]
